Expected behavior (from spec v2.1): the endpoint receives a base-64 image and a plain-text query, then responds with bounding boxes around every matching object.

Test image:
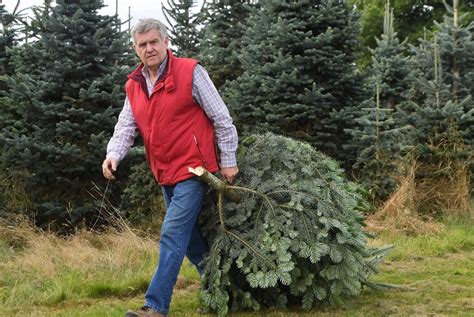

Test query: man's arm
[102,97,139,180]
[192,64,239,183]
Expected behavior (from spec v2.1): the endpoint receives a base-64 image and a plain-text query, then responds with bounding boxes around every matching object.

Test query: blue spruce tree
[0,0,21,88]
[0,0,24,213]
[0,0,135,229]
[225,0,365,165]
[162,0,202,58]
[399,0,473,214]
[198,0,255,90]
[348,1,414,201]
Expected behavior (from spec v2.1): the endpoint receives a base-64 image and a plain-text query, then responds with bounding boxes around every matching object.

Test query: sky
[2,0,197,29]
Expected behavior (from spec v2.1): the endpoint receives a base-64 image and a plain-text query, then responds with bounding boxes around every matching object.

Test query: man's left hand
[221,166,239,184]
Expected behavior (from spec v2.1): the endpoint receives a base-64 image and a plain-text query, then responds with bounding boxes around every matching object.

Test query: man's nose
[146,43,154,52]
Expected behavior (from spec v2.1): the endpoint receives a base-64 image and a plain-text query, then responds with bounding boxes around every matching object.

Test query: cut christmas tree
[195,133,392,316]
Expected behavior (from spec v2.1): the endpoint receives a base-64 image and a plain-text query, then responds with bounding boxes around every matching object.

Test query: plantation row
[0,0,472,229]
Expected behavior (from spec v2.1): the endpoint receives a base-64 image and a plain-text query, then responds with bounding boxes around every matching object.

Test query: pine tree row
[163,0,472,208]
[0,0,137,228]
[1,0,472,225]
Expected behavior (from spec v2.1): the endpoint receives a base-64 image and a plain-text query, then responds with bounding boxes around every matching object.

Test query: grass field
[1,216,473,316]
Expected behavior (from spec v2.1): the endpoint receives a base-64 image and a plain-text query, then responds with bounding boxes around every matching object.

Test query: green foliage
[347,2,414,201]
[120,148,165,226]
[161,0,202,58]
[400,0,473,160]
[0,0,135,229]
[0,1,22,86]
[349,0,474,67]
[198,0,255,90]
[348,85,410,201]
[369,2,416,110]
[433,1,474,104]
[0,1,23,208]
[395,0,473,213]
[199,133,391,316]
[225,0,365,165]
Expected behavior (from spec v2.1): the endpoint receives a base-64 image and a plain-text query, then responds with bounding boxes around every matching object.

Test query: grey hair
[131,18,168,44]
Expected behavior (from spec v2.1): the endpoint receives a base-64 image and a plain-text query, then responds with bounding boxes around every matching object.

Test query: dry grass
[2,219,473,316]
[370,153,472,235]
[416,160,472,217]
[0,215,156,278]
[413,139,472,217]
[0,174,31,212]
[1,212,472,316]
[0,216,158,309]
[370,161,444,235]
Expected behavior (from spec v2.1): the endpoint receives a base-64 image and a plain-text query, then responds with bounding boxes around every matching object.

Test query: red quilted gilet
[126,50,219,185]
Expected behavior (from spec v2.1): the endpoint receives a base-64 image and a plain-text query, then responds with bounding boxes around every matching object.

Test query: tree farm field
[1,215,472,317]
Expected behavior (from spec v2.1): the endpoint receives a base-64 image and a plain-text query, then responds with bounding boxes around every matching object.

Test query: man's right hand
[102,157,118,181]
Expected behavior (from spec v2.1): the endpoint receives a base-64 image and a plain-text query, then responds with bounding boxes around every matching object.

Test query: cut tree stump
[188,166,241,202]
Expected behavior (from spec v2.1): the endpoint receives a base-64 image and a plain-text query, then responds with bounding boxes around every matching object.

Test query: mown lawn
[1,216,472,316]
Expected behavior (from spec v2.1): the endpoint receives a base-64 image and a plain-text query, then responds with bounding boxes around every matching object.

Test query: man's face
[133,29,168,71]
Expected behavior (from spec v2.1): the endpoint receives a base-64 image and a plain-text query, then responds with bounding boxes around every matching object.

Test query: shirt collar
[141,54,169,82]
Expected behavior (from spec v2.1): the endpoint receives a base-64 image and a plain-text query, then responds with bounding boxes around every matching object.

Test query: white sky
[3,0,203,29]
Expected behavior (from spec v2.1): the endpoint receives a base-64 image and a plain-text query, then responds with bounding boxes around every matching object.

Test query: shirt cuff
[106,151,121,162]
[220,152,237,168]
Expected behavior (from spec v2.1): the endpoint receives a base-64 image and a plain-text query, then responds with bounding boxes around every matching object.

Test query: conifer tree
[434,0,474,106]
[198,0,255,90]
[397,0,473,213]
[349,0,474,67]
[225,0,365,165]
[0,0,22,90]
[120,148,165,224]
[403,0,473,155]
[162,0,201,58]
[0,0,23,213]
[347,1,414,201]
[370,1,415,109]
[0,0,134,228]
[197,133,391,316]
[348,84,409,201]
[0,1,17,123]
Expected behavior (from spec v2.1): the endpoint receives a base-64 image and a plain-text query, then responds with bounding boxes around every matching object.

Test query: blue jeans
[144,177,208,315]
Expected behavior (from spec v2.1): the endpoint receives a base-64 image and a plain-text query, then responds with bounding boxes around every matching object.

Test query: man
[102,18,238,317]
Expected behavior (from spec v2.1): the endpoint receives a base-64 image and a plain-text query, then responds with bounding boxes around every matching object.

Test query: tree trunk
[188,166,241,202]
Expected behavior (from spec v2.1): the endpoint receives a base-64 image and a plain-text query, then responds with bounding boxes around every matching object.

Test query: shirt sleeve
[192,64,238,168]
[106,96,139,162]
